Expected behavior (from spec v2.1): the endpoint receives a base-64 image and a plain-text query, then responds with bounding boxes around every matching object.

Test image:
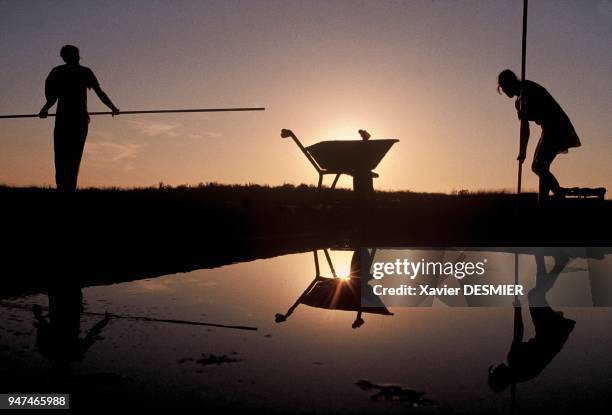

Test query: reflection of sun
[337,264,351,280]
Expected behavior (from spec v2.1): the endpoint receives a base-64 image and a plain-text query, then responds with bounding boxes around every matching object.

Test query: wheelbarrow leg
[323,248,338,278]
[275,251,325,324]
[331,174,341,190]
[313,250,321,277]
[317,174,323,191]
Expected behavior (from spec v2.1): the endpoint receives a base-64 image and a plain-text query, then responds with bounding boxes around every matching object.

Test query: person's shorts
[533,135,560,167]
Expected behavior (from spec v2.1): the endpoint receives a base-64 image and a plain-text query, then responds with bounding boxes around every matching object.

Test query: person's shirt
[515,80,573,128]
[45,64,99,116]
[515,80,581,151]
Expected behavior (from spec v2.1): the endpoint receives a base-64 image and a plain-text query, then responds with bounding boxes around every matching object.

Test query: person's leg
[54,120,70,192]
[532,141,561,202]
[352,170,374,201]
[74,117,89,191]
[528,254,549,307]
[64,117,89,192]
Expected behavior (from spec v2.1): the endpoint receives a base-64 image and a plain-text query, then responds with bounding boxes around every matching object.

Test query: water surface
[1,250,610,413]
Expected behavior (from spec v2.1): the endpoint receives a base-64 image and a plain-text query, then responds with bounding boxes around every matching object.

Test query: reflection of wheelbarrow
[280,129,398,193]
[275,249,393,329]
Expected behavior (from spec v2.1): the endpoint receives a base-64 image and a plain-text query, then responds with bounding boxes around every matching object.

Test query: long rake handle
[517,0,528,196]
[0,107,265,119]
[513,4,528,413]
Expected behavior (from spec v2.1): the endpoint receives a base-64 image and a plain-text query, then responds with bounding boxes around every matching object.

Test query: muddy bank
[1,184,610,298]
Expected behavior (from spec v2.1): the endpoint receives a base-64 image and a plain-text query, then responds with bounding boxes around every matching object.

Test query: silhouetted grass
[0,183,609,298]
[0,182,531,209]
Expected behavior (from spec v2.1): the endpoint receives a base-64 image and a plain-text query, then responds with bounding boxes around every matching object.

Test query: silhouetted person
[488,252,575,392]
[353,129,375,197]
[497,69,581,203]
[39,45,120,192]
[33,285,110,377]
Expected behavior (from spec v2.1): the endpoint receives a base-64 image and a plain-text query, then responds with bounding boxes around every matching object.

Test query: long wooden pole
[517,0,528,195]
[0,107,265,119]
[512,2,528,413]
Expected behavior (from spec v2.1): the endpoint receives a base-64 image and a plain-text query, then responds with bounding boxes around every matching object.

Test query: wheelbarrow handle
[280,128,323,174]
[280,128,295,139]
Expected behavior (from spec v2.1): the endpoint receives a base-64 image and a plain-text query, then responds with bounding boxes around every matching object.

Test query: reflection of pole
[513,3,528,411]
[512,251,519,413]
[0,301,257,331]
[87,310,258,331]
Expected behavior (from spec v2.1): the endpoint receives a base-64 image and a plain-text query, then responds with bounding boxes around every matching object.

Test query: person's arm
[39,72,57,118]
[92,84,120,116]
[517,119,529,163]
[516,96,529,163]
[88,69,119,116]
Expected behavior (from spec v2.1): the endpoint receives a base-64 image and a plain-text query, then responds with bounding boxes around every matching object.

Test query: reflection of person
[497,70,580,203]
[33,285,110,375]
[39,45,120,192]
[349,248,369,328]
[488,252,575,392]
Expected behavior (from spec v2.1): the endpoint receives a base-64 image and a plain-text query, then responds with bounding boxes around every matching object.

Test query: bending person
[497,69,580,203]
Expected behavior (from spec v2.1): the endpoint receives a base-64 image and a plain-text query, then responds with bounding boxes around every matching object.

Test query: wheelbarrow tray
[306,139,398,172]
[301,277,393,315]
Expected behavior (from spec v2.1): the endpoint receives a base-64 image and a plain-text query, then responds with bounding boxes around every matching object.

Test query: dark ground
[1,183,610,298]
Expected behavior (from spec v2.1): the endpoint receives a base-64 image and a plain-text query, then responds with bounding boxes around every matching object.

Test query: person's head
[497,69,520,98]
[488,363,512,392]
[60,45,80,65]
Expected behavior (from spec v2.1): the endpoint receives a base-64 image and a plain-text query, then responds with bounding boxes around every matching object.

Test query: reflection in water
[33,283,110,377]
[489,251,576,395]
[369,247,612,307]
[275,249,393,329]
[1,246,610,412]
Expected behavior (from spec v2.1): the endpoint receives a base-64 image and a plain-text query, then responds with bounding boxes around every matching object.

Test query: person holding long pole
[497,69,582,205]
[39,45,120,193]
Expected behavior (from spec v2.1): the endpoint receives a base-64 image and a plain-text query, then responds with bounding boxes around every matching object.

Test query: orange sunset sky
[0,0,610,193]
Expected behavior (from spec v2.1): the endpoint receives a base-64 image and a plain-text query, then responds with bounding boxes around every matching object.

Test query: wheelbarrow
[280,129,398,193]
[274,248,393,329]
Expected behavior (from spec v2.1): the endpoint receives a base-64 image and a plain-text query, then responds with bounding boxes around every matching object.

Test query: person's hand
[111,107,120,117]
[517,150,526,164]
[38,108,48,119]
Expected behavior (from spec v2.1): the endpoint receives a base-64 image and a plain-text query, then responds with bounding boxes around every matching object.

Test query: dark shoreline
[1,184,610,298]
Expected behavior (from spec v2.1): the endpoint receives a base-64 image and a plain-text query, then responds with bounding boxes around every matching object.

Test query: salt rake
[0,107,265,119]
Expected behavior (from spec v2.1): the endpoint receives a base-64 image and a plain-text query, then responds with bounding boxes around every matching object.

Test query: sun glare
[336,264,351,280]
